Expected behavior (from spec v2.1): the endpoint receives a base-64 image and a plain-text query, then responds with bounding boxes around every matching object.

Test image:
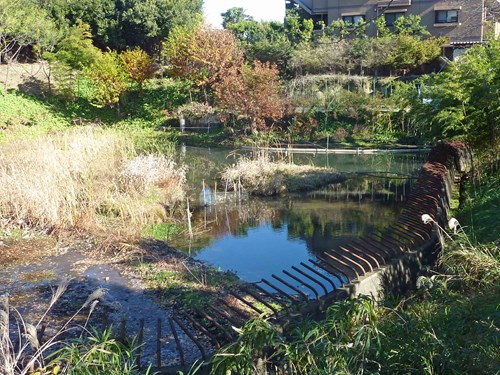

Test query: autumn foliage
[163,25,286,130]
[163,26,243,90]
[215,61,285,130]
[121,48,157,89]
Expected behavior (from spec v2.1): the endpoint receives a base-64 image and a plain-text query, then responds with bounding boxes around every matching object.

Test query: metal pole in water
[326,135,330,168]
[238,176,241,201]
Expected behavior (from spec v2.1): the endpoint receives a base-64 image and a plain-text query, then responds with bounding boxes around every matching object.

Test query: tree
[162,25,243,101]
[120,47,156,90]
[214,61,286,131]
[44,20,101,70]
[225,19,293,69]
[0,0,60,64]
[393,15,430,36]
[221,7,253,29]
[84,51,128,108]
[39,0,204,52]
[400,39,500,167]
[384,34,445,73]
[285,9,313,44]
[43,20,102,97]
[373,15,444,73]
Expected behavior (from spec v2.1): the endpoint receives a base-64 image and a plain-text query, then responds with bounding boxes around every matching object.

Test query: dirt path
[0,239,213,367]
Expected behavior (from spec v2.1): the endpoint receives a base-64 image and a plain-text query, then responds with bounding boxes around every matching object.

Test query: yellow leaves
[30,364,60,375]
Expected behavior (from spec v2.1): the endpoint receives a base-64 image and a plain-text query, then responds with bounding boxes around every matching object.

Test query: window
[384,12,405,26]
[342,15,365,26]
[435,10,459,23]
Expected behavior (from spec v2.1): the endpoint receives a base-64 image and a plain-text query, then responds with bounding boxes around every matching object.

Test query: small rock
[104,276,110,282]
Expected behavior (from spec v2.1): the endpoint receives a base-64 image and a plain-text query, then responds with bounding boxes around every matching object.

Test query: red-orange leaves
[214,61,285,130]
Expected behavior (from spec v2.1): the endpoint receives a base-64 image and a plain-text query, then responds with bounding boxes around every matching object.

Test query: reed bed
[222,153,344,195]
[0,127,186,235]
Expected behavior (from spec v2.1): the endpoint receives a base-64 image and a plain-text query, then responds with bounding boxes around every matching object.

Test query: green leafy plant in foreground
[49,328,149,375]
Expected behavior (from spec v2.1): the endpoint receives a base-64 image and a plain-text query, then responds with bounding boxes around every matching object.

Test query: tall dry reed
[0,127,186,234]
[222,153,340,195]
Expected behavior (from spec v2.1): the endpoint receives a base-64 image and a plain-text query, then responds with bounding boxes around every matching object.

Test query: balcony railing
[378,0,412,8]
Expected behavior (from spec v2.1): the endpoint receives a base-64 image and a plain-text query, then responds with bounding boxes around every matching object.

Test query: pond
[173,147,427,284]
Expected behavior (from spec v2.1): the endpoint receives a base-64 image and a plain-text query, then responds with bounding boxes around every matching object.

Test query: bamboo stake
[186,198,193,239]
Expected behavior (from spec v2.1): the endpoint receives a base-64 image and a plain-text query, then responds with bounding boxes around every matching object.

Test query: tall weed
[0,127,185,235]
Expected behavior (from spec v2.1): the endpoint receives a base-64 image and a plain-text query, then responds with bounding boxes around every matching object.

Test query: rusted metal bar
[172,316,207,360]
[261,278,300,303]
[390,224,423,243]
[300,261,337,290]
[372,231,408,250]
[209,303,244,327]
[240,287,281,317]
[353,238,392,260]
[282,270,320,300]
[367,234,405,255]
[230,291,265,316]
[195,308,233,341]
[168,318,185,367]
[348,241,385,267]
[252,283,290,312]
[182,312,221,349]
[217,298,250,321]
[271,274,309,301]
[337,245,375,271]
[359,235,399,257]
[135,319,144,368]
[292,265,329,296]
[308,259,349,285]
[321,251,361,278]
[396,221,430,239]
[382,228,416,246]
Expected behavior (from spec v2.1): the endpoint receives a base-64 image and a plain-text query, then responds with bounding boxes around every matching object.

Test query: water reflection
[176,146,426,197]
[171,146,426,282]
[175,176,410,283]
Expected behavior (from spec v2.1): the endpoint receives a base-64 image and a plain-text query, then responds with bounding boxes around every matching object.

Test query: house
[287,0,499,58]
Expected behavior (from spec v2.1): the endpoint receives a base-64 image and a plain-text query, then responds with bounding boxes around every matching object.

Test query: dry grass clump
[222,153,344,195]
[0,127,186,234]
[441,242,500,288]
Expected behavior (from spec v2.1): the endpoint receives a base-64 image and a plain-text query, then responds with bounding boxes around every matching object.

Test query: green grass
[136,261,239,311]
[0,89,69,141]
[379,283,500,374]
[0,80,180,153]
[457,174,500,243]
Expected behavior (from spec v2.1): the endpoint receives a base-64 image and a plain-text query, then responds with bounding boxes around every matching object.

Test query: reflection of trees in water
[307,176,412,203]
[292,152,427,175]
[179,199,278,255]
[282,199,401,256]
[182,181,404,256]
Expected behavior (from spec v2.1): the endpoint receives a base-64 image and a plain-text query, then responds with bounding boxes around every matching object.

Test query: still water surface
[172,147,427,283]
